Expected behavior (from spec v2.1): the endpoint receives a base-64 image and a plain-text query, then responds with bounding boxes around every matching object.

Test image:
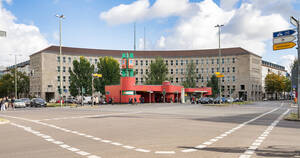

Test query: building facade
[261,60,287,99]
[30,46,263,101]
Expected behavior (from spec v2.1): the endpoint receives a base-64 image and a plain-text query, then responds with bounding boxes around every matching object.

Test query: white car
[13,99,26,108]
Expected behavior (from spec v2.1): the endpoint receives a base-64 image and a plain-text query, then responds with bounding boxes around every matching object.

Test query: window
[63,86,66,90]
[201,76,204,82]
[206,59,209,64]
[176,69,178,74]
[136,78,138,83]
[94,59,97,64]
[57,56,60,62]
[141,78,144,83]
[232,58,235,63]
[222,77,224,82]
[146,60,148,66]
[181,69,183,74]
[217,67,219,72]
[221,86,224,91]
[201,59,204,64]
[181,60,183,65]
[227,67,230,73]
[211,68,214,73]
[201,68,204,73]
[136,60,138,65]
[171,69,173,74]
[196,68,198,73]
[170,78,173,83]
[217,59,219,64]
[69,76,71,82]
[140,69,143,74]
[68,57,71,63]
[227,85,230,91]
[233,85,236,91]
[136,69,138,74]
[240,84,245,90]
[233,76,236,82]
[146,69,148,74]
[196,60,199,64]
[165,60,168,65]
[176,78,178,83]
[232,67,235,72]
[186,60,188,64]
[63,57,66,63]
[140,60,143,66]
[63,76,66,82]
[227,58,230,63]
[176,60,178,66]
[63,66,66,72]
[227,76,230,82]
[211,59,214,64]
[222,67,224,73]
[68,67,71,72]
[57,66,60,72]
[57,76,60,81]
[222,58,224,64]
[171,60,173,66]
[151,60,153,64]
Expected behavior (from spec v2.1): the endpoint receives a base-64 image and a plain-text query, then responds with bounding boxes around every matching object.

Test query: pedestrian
[1,98,6,111]
[134,98,137,105]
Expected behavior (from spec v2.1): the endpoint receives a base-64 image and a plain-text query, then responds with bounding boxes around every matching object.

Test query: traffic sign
[273,35,296,44]
[216,74,224,78]
[273,29,296,38]
[92,74,102,77]
[215,72,220,75]
[64,89,68,93]
[273,42,296,50]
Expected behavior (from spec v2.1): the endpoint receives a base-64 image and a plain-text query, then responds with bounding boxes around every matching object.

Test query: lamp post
[56,14,65,108]
[9,54,22,99]
[215,24,224,103]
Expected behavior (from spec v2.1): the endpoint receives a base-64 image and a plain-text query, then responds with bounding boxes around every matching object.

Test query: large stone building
[30,46,263,101]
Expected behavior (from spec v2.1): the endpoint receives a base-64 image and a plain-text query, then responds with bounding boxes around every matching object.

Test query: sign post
[290,16,300,119]
[0,30,6,37]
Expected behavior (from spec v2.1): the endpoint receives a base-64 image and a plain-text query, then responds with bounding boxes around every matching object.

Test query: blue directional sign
[273,29,296,38]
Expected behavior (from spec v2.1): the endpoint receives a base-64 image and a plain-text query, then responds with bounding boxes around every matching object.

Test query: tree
[69,56,94,97]
[145,57,168,85]
[94,56,120,94]
[207,75,219,97]
[182,62,197,88]
[265,72,290,99]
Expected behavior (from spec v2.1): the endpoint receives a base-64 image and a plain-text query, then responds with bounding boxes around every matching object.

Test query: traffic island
[0,118,9,124]
[284,113,300,121]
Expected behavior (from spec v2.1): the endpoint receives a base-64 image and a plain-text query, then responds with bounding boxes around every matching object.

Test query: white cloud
[281,54,296,72]
[0,0,49,66]
[100,0,192,25]
[157,36,166,48]
[220,0,239,10]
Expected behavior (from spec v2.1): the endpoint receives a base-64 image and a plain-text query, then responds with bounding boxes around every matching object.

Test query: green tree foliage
[0,69,29,98]
[145,57,168,85]
[94,56,120,94]
[265,72,291,97]
[207,75,219,97]
[69,56,94,96]
[182,62,197,88]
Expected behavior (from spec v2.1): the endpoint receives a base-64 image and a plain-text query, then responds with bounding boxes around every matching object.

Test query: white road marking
[239,109,290,158]
[92,137,101,140]
[101,140,111,143]
[123,145,135,149]
[76,151,90,156]
[135,148,151,152]
[111,142,122,146]
[181,105,282,153]
[10,122,102,158]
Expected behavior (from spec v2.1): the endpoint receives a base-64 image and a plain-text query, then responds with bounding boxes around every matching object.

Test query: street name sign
[290,16,299,27]
[273,35,296,44]
[273,42,296,50]
[273,29,296,38]
[0,30,6,37]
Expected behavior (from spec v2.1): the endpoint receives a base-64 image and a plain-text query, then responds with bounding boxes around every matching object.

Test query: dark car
[199,97,209,104]
[31,98,47,107]
[214,97,227,104]
[20,98,31,107]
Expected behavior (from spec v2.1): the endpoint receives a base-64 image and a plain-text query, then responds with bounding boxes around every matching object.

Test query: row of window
[57,76,71,82]
[57,66,72,73]
[136,76,236,83]
[57,56,98,64]
[135,58,236,66]
[135,67,236,75]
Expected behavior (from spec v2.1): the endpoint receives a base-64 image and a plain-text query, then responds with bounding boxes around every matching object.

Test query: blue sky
[0,0,299,71]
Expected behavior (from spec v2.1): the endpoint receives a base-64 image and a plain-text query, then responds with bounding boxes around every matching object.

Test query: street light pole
[56,14,65,108]
[215,24,224,103]
[9,54,21,99]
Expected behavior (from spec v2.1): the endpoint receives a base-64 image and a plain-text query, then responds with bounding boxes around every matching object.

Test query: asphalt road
[0,101,299,158]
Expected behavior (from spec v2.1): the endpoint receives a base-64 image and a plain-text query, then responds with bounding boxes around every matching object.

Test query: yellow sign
[216,74,224,78]
[273,42,296,50]
[215,72,220,75]
[92,74,102,77]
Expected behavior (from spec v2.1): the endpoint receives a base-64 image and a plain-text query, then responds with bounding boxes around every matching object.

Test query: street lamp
[215,24,224,103]
[9,54,22,99]
[56,14,65,108]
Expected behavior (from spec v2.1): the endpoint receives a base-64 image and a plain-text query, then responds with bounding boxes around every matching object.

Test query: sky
[0,0,299,72]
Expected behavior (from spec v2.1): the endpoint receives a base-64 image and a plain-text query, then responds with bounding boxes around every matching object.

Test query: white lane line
[101,140,111,143]
[92,137,101,140]
[76,151,90,156]
[239,109,290,158]
[39,111,142,121]
[181,105,282,153]
[155,151,175,154]
[111,142,122,146]
[123,145,135,149]
[135,148,151,153]
[10,122,102,158]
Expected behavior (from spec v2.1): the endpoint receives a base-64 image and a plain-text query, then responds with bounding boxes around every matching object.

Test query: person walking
[1,98,6,111]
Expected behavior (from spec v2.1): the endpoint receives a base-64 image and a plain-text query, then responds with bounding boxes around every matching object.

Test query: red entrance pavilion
[105,77,212,103]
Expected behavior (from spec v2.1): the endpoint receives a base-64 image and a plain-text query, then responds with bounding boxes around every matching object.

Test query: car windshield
[15,99,22,102]
[36,98,45,102]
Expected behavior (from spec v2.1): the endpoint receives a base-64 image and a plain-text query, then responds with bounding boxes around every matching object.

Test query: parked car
[226,97,234,103]
[13,99,26,108]
[83,96,92,104]
[233,98,244,102]
[31,98,47,107]
[214,97,227,104]
[66,97,76,103]
[20,98,31,107]
[199,97,210,104]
